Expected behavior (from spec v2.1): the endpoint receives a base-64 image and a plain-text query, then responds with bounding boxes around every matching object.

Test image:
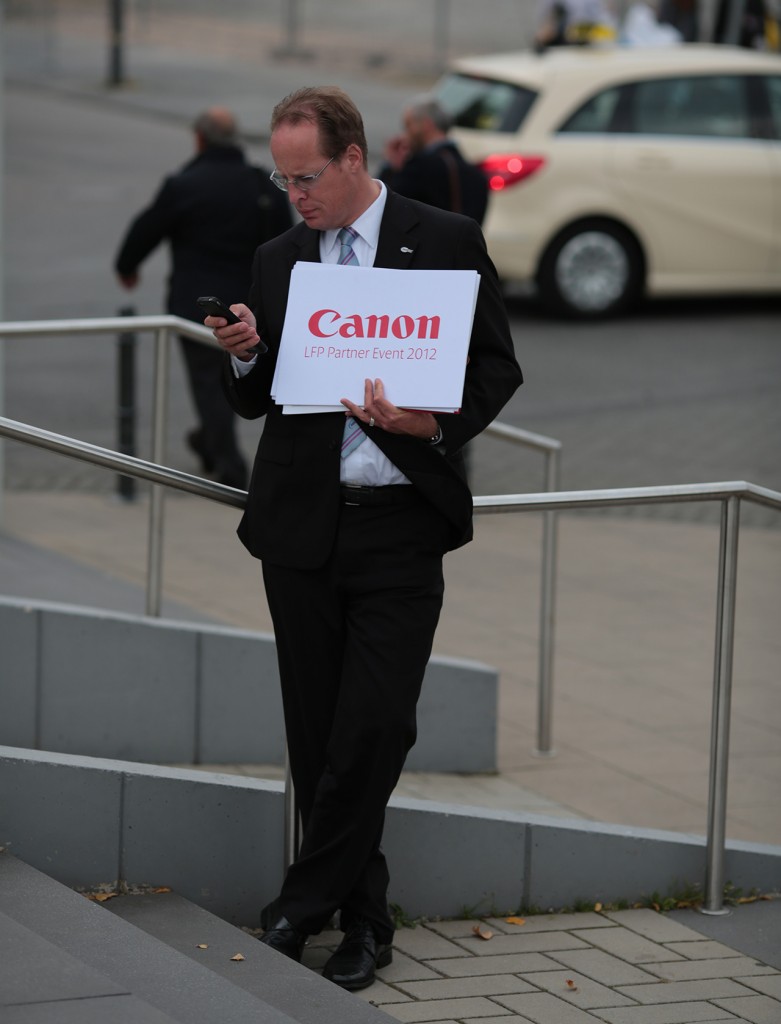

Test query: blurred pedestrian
[658,0,699,40]
[534,0,618,49]
[114,106,292,488]
[714,0,778,49]
[621,0,683,45]
[377,95,489,226]
[377,96,490,485]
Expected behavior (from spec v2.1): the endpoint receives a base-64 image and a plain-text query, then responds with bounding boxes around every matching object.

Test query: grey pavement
[3,850,780,1024]
[2,4,781,1021]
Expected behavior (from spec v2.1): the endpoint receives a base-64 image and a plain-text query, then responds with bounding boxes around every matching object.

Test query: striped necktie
[338,226,359,267]
[338,227,366,458]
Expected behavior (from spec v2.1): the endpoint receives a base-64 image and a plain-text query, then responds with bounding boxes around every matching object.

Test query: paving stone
[493,991,608,1022]
[572,928,684,965]
[394,974,536,1001]
[380,996,508,1022]
[616,979,755,1003]
[393,928,470,961]
[663,940,747,960]
[737,974,781,998]
[592,1002,739,1023]
[430,953,564,977]
[378,951,442,984]
[713,995,781,1023]
[462,1018,532,1024]
[603,911,709,944]
[483,913,616,934]
[453,932,589,957]
[547,949,659,986]
[355,978,412,1005]
[642,957,776,982]
[521,970,634,1009]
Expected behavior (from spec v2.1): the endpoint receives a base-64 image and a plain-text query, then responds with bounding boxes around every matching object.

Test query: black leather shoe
[258,915,308,962]
[322,920,393,990]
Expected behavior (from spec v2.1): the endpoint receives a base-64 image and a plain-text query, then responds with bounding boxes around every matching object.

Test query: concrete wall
[1,746,779,926]
[0,596,497,773]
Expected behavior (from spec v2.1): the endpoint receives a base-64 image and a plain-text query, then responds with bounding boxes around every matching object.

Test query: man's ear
[344,142,365,172]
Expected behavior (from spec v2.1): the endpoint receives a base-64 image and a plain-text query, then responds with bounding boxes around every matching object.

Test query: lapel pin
[400,246,414,253]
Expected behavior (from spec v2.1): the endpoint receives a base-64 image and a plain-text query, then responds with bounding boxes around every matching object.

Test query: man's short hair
[408,94,452,134]
[271,86,369,166]
[192,108,238,147]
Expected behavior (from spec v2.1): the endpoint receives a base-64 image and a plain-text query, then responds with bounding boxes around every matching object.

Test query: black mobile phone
[196,295,241,324]
[196,295,266,354]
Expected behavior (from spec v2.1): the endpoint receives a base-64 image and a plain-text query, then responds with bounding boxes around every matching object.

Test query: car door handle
[632,151,673,171]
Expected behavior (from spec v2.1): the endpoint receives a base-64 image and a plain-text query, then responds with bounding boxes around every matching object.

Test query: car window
[558,86,623,133]
[435,73,537,133]
[763,75,781,139]
[631,75,750,139]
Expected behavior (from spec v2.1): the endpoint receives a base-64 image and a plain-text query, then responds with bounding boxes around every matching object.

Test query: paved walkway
[325,903,781,1023]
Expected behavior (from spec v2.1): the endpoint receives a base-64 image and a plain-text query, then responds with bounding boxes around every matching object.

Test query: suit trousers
[178,335,247,482]
[260,492,448,943]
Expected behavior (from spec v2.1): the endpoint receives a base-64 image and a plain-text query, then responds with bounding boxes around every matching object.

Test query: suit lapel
[375,191,420,270]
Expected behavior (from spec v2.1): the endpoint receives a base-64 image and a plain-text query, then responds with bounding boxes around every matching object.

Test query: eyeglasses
[270,155,336,192]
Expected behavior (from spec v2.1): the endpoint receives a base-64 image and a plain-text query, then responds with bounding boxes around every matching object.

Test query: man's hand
[382,134,411,171]
[205,302,261,362]
[341,378,439,440]
[118,272,139,289]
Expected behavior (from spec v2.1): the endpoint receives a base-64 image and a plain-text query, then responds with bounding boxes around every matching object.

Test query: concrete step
[0,853,389,1023]
[0,909,179,1023]
[105,890,391,1024]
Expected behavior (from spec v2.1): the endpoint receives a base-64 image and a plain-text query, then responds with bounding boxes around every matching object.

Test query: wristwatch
[428,424,443,445]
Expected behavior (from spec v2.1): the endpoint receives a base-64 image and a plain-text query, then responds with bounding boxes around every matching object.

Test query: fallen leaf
[196,944,208,950]
[594,902,603,912]
[230,953,245,962]
[505,916,526,926]
[86,892,118,902]
[472,924,493,940]
[152,886,172,894]
[566,979,578,991]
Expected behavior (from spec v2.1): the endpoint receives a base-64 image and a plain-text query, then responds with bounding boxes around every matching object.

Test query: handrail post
[146,326,170,617]
[702,495,740,915]
[283,747,299,869]
[535,446,560,756]
[116,306,137,502]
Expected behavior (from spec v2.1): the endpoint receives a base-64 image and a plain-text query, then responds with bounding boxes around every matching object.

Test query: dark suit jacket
[378,141,489,225]
[223,190,522,569]
[114,144,292,321]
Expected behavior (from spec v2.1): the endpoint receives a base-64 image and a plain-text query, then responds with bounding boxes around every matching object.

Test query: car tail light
[479,154,545,191]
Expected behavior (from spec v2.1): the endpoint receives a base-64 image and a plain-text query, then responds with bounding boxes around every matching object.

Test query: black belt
[340,484,419,507]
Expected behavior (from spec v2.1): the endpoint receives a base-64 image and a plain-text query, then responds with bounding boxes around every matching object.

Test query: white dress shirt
[233,180,410,487]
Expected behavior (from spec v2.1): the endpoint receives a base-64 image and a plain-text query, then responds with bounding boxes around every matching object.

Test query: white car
[434,45,781,317]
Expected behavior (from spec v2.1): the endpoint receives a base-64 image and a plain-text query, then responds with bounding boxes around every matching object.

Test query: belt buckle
[343,484,363,506]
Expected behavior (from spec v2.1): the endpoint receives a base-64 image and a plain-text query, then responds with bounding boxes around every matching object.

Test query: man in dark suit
[378,94,489,226]
[206,86,522,991]
[114,106,292,488]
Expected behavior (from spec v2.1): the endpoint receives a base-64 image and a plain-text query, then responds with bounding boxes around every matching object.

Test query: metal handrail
[483,421,561,757]
[0,316,563,718]
[2,413,780,913]
[0,315,215,618]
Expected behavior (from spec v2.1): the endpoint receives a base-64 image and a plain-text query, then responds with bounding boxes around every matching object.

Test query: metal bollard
[116,306,137,501]
[107,0,126,87]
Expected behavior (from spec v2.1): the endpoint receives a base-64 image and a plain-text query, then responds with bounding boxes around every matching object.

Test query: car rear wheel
[537,220,644,318]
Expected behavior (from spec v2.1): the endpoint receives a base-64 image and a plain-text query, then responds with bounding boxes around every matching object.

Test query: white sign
[271,263,480,413]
